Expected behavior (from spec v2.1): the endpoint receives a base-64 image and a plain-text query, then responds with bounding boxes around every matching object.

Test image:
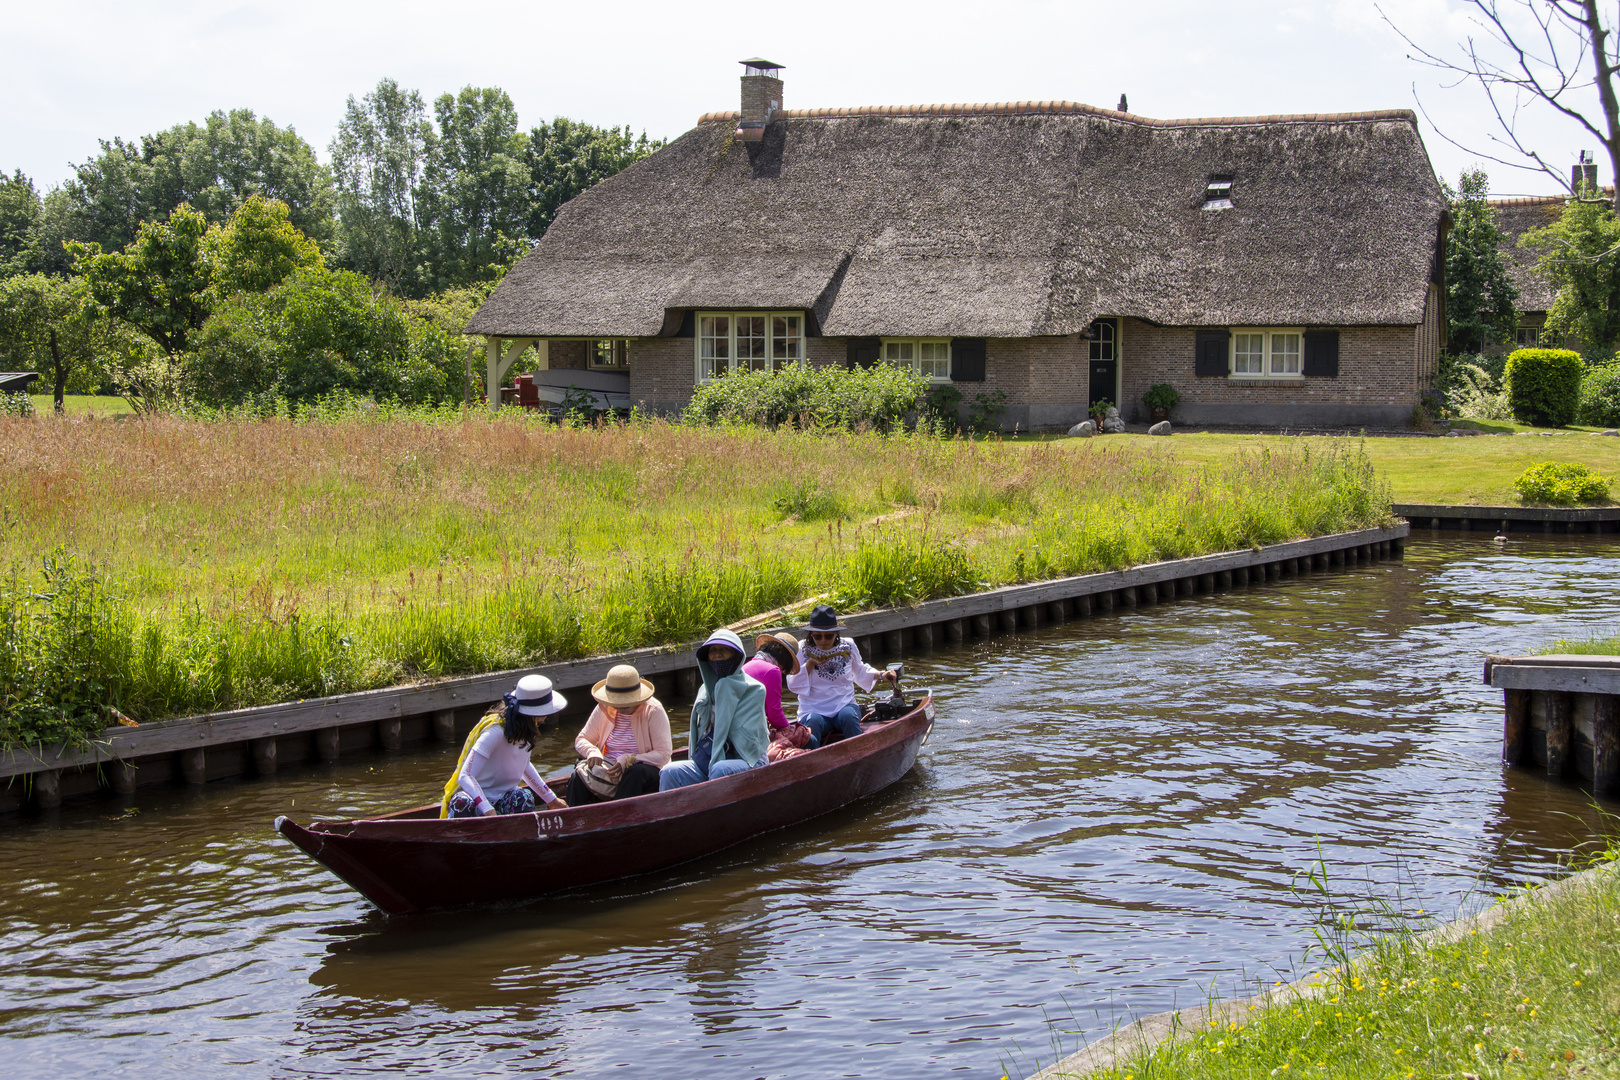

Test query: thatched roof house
[470,62,1450,429]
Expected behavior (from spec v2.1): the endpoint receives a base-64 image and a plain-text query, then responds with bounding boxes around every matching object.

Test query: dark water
[2,535,1618,1079]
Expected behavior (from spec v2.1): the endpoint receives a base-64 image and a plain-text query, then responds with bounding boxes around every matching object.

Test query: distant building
[470,61,1450,429]
[1487,156,1608,355]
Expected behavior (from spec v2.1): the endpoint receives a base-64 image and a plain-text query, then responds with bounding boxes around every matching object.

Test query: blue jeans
[659,731,764,790]
[799,702,864,747]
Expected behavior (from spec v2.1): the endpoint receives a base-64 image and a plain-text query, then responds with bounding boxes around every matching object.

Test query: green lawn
[27,394,133,416]
[1048,431,1620,505]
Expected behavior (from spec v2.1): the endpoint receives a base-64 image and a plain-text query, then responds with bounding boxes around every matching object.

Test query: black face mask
[710,655,741,678]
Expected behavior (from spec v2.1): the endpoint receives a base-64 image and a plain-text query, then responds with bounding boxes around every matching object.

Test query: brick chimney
[1573,149,1598,192]
[737,58,784,142]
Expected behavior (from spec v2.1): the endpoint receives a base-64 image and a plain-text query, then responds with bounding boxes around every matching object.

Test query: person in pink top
[744,632,815,759]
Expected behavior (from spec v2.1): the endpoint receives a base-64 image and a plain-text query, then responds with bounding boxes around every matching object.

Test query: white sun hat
[513,674,566,716]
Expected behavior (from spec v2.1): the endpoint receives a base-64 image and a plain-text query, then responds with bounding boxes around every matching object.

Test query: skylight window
[1203,175,1233,210]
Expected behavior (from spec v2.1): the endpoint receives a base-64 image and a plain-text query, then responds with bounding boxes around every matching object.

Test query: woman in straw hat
[743,631,815,759]
[441,674,568,818]
[567,664,673,805]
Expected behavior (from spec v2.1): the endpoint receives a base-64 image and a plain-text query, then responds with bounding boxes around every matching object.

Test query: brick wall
[627,337,695,415]
[1414,284,1442,391]
[549,340,586,370]
[1121,320,1421,427]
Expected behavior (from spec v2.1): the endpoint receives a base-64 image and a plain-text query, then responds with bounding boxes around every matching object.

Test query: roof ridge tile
[695,102,1422,127]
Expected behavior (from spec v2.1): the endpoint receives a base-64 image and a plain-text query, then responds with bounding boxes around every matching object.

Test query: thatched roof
[469,102,1448,338]
[1489,196,1565,314]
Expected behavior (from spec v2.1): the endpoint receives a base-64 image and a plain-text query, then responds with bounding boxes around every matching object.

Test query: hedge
[1505,348,1584,426]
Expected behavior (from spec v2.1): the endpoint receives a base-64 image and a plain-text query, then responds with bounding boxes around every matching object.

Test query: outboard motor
[869,663,912,723]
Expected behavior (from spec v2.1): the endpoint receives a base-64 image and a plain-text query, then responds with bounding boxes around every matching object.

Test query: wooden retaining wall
[0,524,1410,813]
[1487,655,1620,794]
[1395,503,1620,535]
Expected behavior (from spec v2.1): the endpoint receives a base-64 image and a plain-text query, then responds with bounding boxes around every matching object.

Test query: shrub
[1513,461,1611,506]
[0,392,34,418]
[966,388,1008,433]
[1577,361,1620,426]
[1142,383,1180,411]
[1504,348,1584,426]
[772,479,846,521]
[682,363,928,432]
[1444,360,1513,420]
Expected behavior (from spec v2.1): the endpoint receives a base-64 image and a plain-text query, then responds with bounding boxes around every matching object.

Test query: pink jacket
[743,656,789,728]
[574,699,674,768]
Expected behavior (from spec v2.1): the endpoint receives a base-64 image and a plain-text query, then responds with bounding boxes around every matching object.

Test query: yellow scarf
[439,710,506,818]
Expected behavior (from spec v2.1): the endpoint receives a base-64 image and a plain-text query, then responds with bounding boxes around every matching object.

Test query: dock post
[1502,689,1530,766]
[946,618,966,644]
[1544,691,1573,779]
[915,623,935,649]
[972,614,992,638]
[1118,587,1137,609]
[1096,590,1114,612]
[1216,570,1231,590]
[315,727,341,762]
[110,759,137,794]
[1594,697,1618,797]
[251,738,278,776]
[33,769,60,809]
[1075,594,1093,617]
[677,668,699,700]
[378,717,402,752]
[885,629,906,654]
[999,609,1019,633]
[179,747,207,785]
[1023,604,1043,627]
[432,710,457,743]
[1047,601,1066,623]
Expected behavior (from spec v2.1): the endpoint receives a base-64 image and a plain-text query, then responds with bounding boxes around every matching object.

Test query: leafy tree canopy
[0,274,101,410]
[524,117,663,240]
[208,194,323,297]
[416,86,530,293]
[329,79,434,289]
[63,109,334,253]
[0,171,42,275]
[69,204,214,356]
[1523,196,1620,351]
[1445,167,1519,354]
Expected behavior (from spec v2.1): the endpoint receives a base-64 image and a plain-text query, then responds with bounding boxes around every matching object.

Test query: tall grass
[0,413,1392,744]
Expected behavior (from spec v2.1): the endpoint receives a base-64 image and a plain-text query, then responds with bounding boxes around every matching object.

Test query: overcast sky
[1,0,1602,198]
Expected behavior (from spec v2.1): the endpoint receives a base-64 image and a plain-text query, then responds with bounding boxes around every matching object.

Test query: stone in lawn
[1068,420,1096,437]
[1603,429,1619,437]
[1100,407,1127,434]
[1149,420,1172,436]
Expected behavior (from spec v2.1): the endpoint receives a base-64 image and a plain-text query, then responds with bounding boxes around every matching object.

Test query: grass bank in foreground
[1043,432,1620,506]
[1047,855,1620,1080]
[1540,635,1620,656]
[0,414,1390,745]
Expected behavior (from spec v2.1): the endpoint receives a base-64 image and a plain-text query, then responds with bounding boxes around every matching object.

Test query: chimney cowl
[1573,149,1599,192]
[738,58,785,141]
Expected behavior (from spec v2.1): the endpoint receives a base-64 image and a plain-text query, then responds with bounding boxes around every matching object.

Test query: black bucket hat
[805,605,848,633]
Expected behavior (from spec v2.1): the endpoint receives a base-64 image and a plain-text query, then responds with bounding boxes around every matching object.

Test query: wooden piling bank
[1394,503,1620,535]
[0,524,1409,814]
[1486,655,1620,794]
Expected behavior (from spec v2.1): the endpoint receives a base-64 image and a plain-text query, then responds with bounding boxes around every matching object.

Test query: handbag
[574,759,622,799]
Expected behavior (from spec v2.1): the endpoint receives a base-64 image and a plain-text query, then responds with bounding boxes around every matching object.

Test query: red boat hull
[275,697,934,914]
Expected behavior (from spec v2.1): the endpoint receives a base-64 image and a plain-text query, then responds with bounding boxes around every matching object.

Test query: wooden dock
[1486,655,1620,793]
[1395,503,1620,535]
[0,524,1409,813]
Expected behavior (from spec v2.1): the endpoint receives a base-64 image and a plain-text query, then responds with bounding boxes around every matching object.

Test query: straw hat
[591,664,655,707]
[755,631,802,674]
[513,674,566,716]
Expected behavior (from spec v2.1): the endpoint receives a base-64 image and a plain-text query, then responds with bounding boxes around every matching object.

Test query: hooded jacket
[690,628,770,767]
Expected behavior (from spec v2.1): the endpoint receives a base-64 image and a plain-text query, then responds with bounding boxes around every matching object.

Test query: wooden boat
[275,694,935,914]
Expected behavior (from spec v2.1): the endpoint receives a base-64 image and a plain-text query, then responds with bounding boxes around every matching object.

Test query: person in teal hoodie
[659,628,770,790]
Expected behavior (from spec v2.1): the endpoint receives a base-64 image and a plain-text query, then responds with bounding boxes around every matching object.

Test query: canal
[1,533,1617,1078]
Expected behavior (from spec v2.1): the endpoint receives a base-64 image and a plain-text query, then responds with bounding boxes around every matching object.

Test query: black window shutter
[846,336,881,369]
[950,337,986,381]
[1302,330,1339,377]
[675,310,695,338]
[1194,328,1230,377]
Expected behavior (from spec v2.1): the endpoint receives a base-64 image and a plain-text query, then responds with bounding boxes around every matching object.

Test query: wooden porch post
[484,337,537,412]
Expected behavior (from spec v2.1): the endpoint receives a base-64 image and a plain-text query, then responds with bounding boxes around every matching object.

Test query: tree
[524,118,663,239]
[207,195,323,297]
[0,171,41,275]
[1446,167,1520,352]
[60,109,335,252]
[1522,196,1620,349]
[330,79,434,288]
[0,275,99,411]
[69,204,213,356]
[416,86,531,291]
[1384,1,1620,214]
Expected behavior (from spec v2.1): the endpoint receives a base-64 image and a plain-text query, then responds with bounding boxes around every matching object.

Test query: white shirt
[457,725,554,808]
[785,635,884,717]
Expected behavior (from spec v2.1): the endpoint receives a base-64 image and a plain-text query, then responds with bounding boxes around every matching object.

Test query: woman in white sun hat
[440,674,569,817]
[567,664,673,804]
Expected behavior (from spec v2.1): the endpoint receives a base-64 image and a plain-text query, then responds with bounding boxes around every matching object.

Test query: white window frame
[589,339,629,370]
[1515,325,1541,347]
[694,311,805,381]
[880,337,953,382]
[1228,328,1306,380]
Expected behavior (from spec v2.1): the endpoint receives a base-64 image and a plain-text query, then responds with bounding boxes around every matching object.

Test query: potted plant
[1143,383,1180,423]
[1089,398,1113,428]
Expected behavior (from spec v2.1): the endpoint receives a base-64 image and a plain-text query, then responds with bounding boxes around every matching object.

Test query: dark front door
[1089,360,1117,410]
